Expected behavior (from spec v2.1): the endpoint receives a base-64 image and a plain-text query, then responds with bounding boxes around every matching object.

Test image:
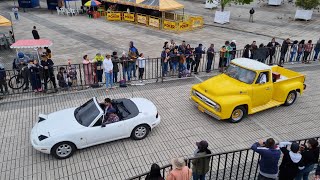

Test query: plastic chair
[65,9,72,16]
[69,9,76,16]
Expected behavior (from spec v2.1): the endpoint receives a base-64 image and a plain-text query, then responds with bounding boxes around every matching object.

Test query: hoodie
[278,142,304,180]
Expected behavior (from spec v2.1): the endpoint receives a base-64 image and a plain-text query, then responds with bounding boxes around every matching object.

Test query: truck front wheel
[228,106,247,123]
[284,91,297,106]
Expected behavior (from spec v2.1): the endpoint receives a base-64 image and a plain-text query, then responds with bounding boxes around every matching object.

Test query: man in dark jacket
[128,41,139,79]
[279,38,291,66]
[0,64,8,96]
[32,26,40,39]
[314,38,320,61]
[111,51,119,83]
[206,44,215,73]
[267,38,280,65]
[249,8,255,22]
[253,44,269,63]
[251,138,281,180]
[192,140,211,180]
[193,44,205,74]
[40,55,57,92]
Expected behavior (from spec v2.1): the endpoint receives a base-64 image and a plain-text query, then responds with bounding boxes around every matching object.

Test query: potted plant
[294,0,320,20]
[208,0,254,24]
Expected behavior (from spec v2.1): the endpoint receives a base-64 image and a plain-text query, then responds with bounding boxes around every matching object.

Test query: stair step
[251,100,283,113]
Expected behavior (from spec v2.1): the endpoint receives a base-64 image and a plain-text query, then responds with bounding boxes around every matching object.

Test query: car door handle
[266,87,271,90]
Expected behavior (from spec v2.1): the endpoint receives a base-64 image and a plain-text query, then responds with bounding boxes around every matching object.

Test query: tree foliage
[207,0,254,11]
[295,0,320,10]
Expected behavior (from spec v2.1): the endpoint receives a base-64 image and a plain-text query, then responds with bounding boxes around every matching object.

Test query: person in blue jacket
[251,138,281,180]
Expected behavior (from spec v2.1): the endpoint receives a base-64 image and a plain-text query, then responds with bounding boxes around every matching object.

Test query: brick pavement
[0,64,319,179]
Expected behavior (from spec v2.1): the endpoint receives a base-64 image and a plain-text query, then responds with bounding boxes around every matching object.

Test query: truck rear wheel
[284,91,297,106]
[228,106,247,123]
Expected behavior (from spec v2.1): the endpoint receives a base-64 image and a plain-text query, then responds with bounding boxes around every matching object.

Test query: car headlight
[38,135,48,141]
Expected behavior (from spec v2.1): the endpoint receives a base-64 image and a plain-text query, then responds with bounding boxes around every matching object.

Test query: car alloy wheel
[52,142,76,159]
[284,91,297,106]
[56,144,72,158]
[229,106,246,123]
[132,125,150,140]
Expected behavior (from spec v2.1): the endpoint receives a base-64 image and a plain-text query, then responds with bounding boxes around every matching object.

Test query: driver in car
[103,98,114,114]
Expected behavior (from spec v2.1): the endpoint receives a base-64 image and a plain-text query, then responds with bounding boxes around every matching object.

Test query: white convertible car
[30,97,160,159]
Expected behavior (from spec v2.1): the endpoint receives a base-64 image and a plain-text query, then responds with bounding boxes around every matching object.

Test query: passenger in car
[102,108,119,126]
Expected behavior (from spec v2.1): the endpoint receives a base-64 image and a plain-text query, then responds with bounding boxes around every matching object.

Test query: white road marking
[194,75,204,82]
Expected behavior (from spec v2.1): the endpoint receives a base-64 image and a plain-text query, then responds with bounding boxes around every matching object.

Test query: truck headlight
[214,104,221,112]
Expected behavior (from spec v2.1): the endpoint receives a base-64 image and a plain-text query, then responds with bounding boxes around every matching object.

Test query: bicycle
[9,69,51,90]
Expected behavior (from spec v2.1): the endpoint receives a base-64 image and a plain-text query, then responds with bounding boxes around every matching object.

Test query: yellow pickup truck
[191,58,306,123]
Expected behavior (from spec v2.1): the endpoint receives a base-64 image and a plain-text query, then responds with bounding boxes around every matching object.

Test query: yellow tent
[137,0,184,11]
[0,15,12,27]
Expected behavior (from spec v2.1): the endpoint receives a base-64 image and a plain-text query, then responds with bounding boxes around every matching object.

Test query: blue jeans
[14,12,18,20]
[296,52,303,62]
[290,51,296,62]
[192,173,205,180]
[105,72,113,88]
[314,49,320,60]
[123,67,130,81]
[295,164,315,180]
[130,63,136,78]
[172,61,178,72]
[162,62,168,76]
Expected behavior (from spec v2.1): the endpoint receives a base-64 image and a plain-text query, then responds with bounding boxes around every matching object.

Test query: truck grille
[194,91,217,108]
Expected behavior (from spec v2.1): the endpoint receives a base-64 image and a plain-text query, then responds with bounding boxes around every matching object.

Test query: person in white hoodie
[103,54,113,91]
[278,141,304,180]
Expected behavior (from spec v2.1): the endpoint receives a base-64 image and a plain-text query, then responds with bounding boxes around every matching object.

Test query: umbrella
[84,0,101,7]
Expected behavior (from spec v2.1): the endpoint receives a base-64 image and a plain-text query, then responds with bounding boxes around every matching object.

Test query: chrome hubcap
[135,126,147,138]
[56,144,72,157]
[287,92,296,104]
[232,109,243,121]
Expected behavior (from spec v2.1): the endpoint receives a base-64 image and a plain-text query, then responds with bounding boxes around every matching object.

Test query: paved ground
[0,64,319,179]
[0,0,319,68]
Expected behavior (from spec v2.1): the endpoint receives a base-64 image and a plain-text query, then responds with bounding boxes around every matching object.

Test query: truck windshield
[225,64,256,84]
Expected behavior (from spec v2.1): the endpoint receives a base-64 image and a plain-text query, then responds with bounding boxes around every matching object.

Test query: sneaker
[34,89,38,92]
[291,62,294,64]
[38,88,43,92]
[140,80,142,83]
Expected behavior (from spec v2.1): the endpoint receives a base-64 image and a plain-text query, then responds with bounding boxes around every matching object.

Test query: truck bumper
[190,97,222,120]
[303,84,306,90]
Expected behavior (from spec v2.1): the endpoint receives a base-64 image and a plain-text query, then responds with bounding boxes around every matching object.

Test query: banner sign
[149,17,160,28]
[179,21,190,31]
[123,13,135,22]
[107,12,122,21]
[163,20,176,30]
[190,17,203,28]
[137,15,147,24]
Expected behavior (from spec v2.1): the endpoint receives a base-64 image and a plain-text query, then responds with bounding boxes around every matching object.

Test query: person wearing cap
[251,138,281,180]
[278,141,304,180]
[192,140,211,180]
[103,54,114,92]
[193,44,205,74]
[166,157,192,180]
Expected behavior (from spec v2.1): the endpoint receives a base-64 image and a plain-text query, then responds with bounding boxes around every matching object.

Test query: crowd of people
[1,37,320,98]
[142,138,320,180]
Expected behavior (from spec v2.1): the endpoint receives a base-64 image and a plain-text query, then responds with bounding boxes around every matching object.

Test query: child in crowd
[137,53,146,83]
[68,65,77,90]
[57,67,71,90]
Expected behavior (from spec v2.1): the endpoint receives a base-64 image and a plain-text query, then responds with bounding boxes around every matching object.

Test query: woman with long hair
[145,163,164,180]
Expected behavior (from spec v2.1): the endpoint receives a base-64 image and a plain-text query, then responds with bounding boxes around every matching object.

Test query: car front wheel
[51,142,76,159]
[284,90,297,106]
[131,124,150,140]
[228,106,247,123]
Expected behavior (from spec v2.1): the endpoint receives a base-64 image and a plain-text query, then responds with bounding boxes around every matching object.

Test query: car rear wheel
[51,142,76,159]
[284,91,297,106]
[228,106,246,123]
[131,124,150,140]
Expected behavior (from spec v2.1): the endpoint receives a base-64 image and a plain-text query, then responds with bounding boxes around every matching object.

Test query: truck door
[252,71,273,107]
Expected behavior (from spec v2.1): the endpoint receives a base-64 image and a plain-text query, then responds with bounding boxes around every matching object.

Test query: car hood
[35,108,84,137]
[130,98,157,114]
[197,74,250,96]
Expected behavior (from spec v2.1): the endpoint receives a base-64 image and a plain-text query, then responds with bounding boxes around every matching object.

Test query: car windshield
[225,63,256,84]
[74,99,101,127]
